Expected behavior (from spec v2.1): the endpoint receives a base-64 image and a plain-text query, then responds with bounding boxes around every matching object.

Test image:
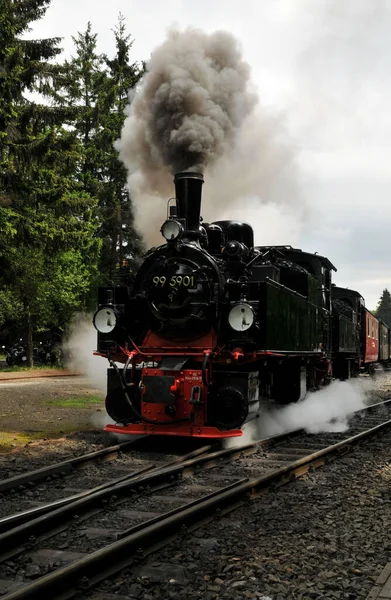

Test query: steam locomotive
[93,172,390,438]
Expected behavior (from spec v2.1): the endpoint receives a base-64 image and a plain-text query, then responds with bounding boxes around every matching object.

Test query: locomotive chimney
[174,172,204,236]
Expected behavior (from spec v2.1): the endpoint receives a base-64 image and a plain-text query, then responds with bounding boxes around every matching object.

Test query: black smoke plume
[116,26,257,177]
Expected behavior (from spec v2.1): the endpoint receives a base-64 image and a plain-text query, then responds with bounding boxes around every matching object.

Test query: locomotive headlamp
[161,219,183,241]
[93,307,118,334]
[228,303,254,332]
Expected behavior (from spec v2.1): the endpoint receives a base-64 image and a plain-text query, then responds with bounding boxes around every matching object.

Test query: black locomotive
[93,172,389,438]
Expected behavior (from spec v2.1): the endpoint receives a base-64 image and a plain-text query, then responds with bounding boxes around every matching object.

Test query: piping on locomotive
[93,172,391,438]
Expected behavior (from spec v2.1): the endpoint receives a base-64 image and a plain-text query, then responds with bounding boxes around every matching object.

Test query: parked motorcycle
[6,341,27,366]
[33,342,52,365]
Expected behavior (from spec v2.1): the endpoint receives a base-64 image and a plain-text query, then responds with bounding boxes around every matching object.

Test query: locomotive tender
[93,172,391,438]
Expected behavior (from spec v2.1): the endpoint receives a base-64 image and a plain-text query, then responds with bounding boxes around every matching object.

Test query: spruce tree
[98,14,144,281]
[62,22,106,197]
[376,289,391,327]
[62,16,144,282]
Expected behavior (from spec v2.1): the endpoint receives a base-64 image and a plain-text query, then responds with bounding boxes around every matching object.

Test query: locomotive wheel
[105,384,141,425]
[212,386,248,430]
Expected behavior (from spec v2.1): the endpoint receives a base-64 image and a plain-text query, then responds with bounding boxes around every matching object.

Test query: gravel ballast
[91,431,391,600]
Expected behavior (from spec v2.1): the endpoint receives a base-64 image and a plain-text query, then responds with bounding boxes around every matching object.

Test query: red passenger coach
[363,309,379,365]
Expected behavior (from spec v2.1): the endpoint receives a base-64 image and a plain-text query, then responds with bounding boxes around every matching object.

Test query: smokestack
[174,172,204,234]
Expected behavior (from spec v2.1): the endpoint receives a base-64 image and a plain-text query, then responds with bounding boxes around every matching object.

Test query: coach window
[368,317,370,336]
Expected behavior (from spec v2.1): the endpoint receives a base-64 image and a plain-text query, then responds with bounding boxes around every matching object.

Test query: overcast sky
[29,0,391,310]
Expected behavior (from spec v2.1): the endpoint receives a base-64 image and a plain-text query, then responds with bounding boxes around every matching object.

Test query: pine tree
[97,14,144,281]
[0,0,65,177]
[61,22,106,197]
[375,289,391,327]
[0,1,101,365]
[62,16,144,283]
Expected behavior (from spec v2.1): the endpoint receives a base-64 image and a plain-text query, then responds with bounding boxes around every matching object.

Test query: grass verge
[0,430,53,452]
[0,425,99,452]
[46,395,104,408]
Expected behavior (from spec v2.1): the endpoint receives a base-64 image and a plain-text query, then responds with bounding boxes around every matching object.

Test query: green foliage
[0,0,101,363]
[0,5,144,356]
[375,289,391,327]
[0,289,22,328]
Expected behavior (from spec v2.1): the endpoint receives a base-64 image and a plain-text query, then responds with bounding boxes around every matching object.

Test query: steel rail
[3,415,391,600]
[0,439,140,494]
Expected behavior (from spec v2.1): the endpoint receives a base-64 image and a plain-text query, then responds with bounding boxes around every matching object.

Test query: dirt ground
[0,373,106,451]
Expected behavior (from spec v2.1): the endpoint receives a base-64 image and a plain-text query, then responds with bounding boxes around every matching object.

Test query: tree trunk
[24,299,34,367]
[118,205,123,265]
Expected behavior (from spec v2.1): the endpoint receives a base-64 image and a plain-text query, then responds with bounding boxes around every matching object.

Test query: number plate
[151,275,197,289]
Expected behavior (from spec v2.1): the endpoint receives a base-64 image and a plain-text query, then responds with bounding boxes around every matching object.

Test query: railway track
[0,437,217,533]
[0,436,215,525]
[1,399,391,599]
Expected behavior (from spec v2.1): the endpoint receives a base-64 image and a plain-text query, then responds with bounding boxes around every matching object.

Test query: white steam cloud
[116,26,304,247]
[224,377,373,449]
[62,313,107,395]
[261,377,371,436]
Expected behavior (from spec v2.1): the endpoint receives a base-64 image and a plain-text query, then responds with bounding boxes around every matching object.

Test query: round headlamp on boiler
[161,219,183,242]
[93,306,119,334]
[228,303,255,332]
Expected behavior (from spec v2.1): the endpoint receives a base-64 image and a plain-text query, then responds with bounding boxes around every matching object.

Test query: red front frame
[104,365,243,439]
[105,423,242,438]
